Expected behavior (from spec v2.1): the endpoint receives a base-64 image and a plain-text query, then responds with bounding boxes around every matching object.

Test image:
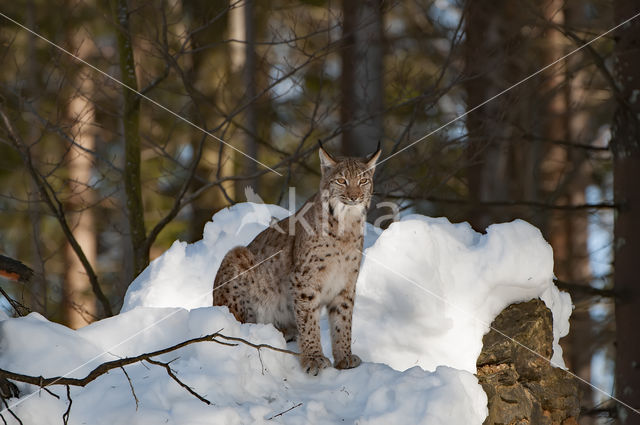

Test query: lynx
[213,143,380,375]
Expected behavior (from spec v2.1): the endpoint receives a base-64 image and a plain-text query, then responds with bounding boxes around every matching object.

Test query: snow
[0,202,572,424]
[121,203,290,312]
[354,215,570,372]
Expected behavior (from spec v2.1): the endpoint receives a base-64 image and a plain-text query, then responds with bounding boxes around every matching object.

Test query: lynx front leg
[291,276,330,375]
[328,284,361,370]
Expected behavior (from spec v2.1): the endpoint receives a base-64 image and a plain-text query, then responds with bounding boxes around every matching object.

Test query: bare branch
[142,132,207,255]
[554,280,615,299]
[0,107,113,317]
[382,194,618,211]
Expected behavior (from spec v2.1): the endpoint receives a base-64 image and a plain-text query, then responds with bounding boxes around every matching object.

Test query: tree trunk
[63,21,98,328]
[340,0,385,225]
[463,0,521,231]
[184,0,235,242]
[340,0,384,157]
[230,0,259,194]
[26,1,48,315]
[537,5,595,417]
[612,0,640,421]
[111,0,147,280]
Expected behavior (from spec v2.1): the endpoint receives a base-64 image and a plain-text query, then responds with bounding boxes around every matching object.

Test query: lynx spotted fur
[213,144,380,375]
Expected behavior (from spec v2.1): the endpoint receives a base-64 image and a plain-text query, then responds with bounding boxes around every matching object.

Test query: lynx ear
[365,141,382,171]
[318,141,337,172]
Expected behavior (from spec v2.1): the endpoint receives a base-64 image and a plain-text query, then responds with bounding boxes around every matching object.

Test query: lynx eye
[359,178,369,185]
[335,178,347,185]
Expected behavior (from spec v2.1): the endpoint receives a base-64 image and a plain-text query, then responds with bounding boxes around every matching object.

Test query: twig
[0,288,30,317]
[40,387,60,400]
[62,385,71,425]
[120,367,139,410]
[267,402,303,420]
[1,397,23,425]
[216,334,299,356]
[145,358,211,405]
[141,131,207,256]
[258,349,265,375]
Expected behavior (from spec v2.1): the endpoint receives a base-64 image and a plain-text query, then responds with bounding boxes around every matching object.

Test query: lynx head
[318,142,381,212]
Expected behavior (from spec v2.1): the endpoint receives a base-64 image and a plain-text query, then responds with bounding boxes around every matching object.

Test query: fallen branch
[0,331,298,389]
[0,329,299,425]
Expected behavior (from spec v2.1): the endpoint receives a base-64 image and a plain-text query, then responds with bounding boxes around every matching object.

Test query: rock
[477,299,580,425]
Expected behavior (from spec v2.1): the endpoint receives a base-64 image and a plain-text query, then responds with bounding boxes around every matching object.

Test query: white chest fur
[319,264,349,304]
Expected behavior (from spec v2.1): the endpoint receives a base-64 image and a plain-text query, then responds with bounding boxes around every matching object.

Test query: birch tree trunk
[63,13,98,329]
[230,0,259,192]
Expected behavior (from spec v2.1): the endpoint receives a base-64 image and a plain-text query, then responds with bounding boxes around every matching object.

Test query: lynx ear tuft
[365,142,382,170]
[318,140,337,172]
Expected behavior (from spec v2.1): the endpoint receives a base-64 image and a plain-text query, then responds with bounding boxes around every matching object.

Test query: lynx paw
[334,354,362,370]
[301,354,331,376]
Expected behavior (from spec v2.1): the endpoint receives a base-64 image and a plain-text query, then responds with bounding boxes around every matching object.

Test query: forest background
[0,0,639,423]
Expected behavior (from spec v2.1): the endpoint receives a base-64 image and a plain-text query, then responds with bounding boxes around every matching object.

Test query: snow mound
[1,307,486,424]
[123,203,571,372]
[354,215,571,372]
[0,203,572,424]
